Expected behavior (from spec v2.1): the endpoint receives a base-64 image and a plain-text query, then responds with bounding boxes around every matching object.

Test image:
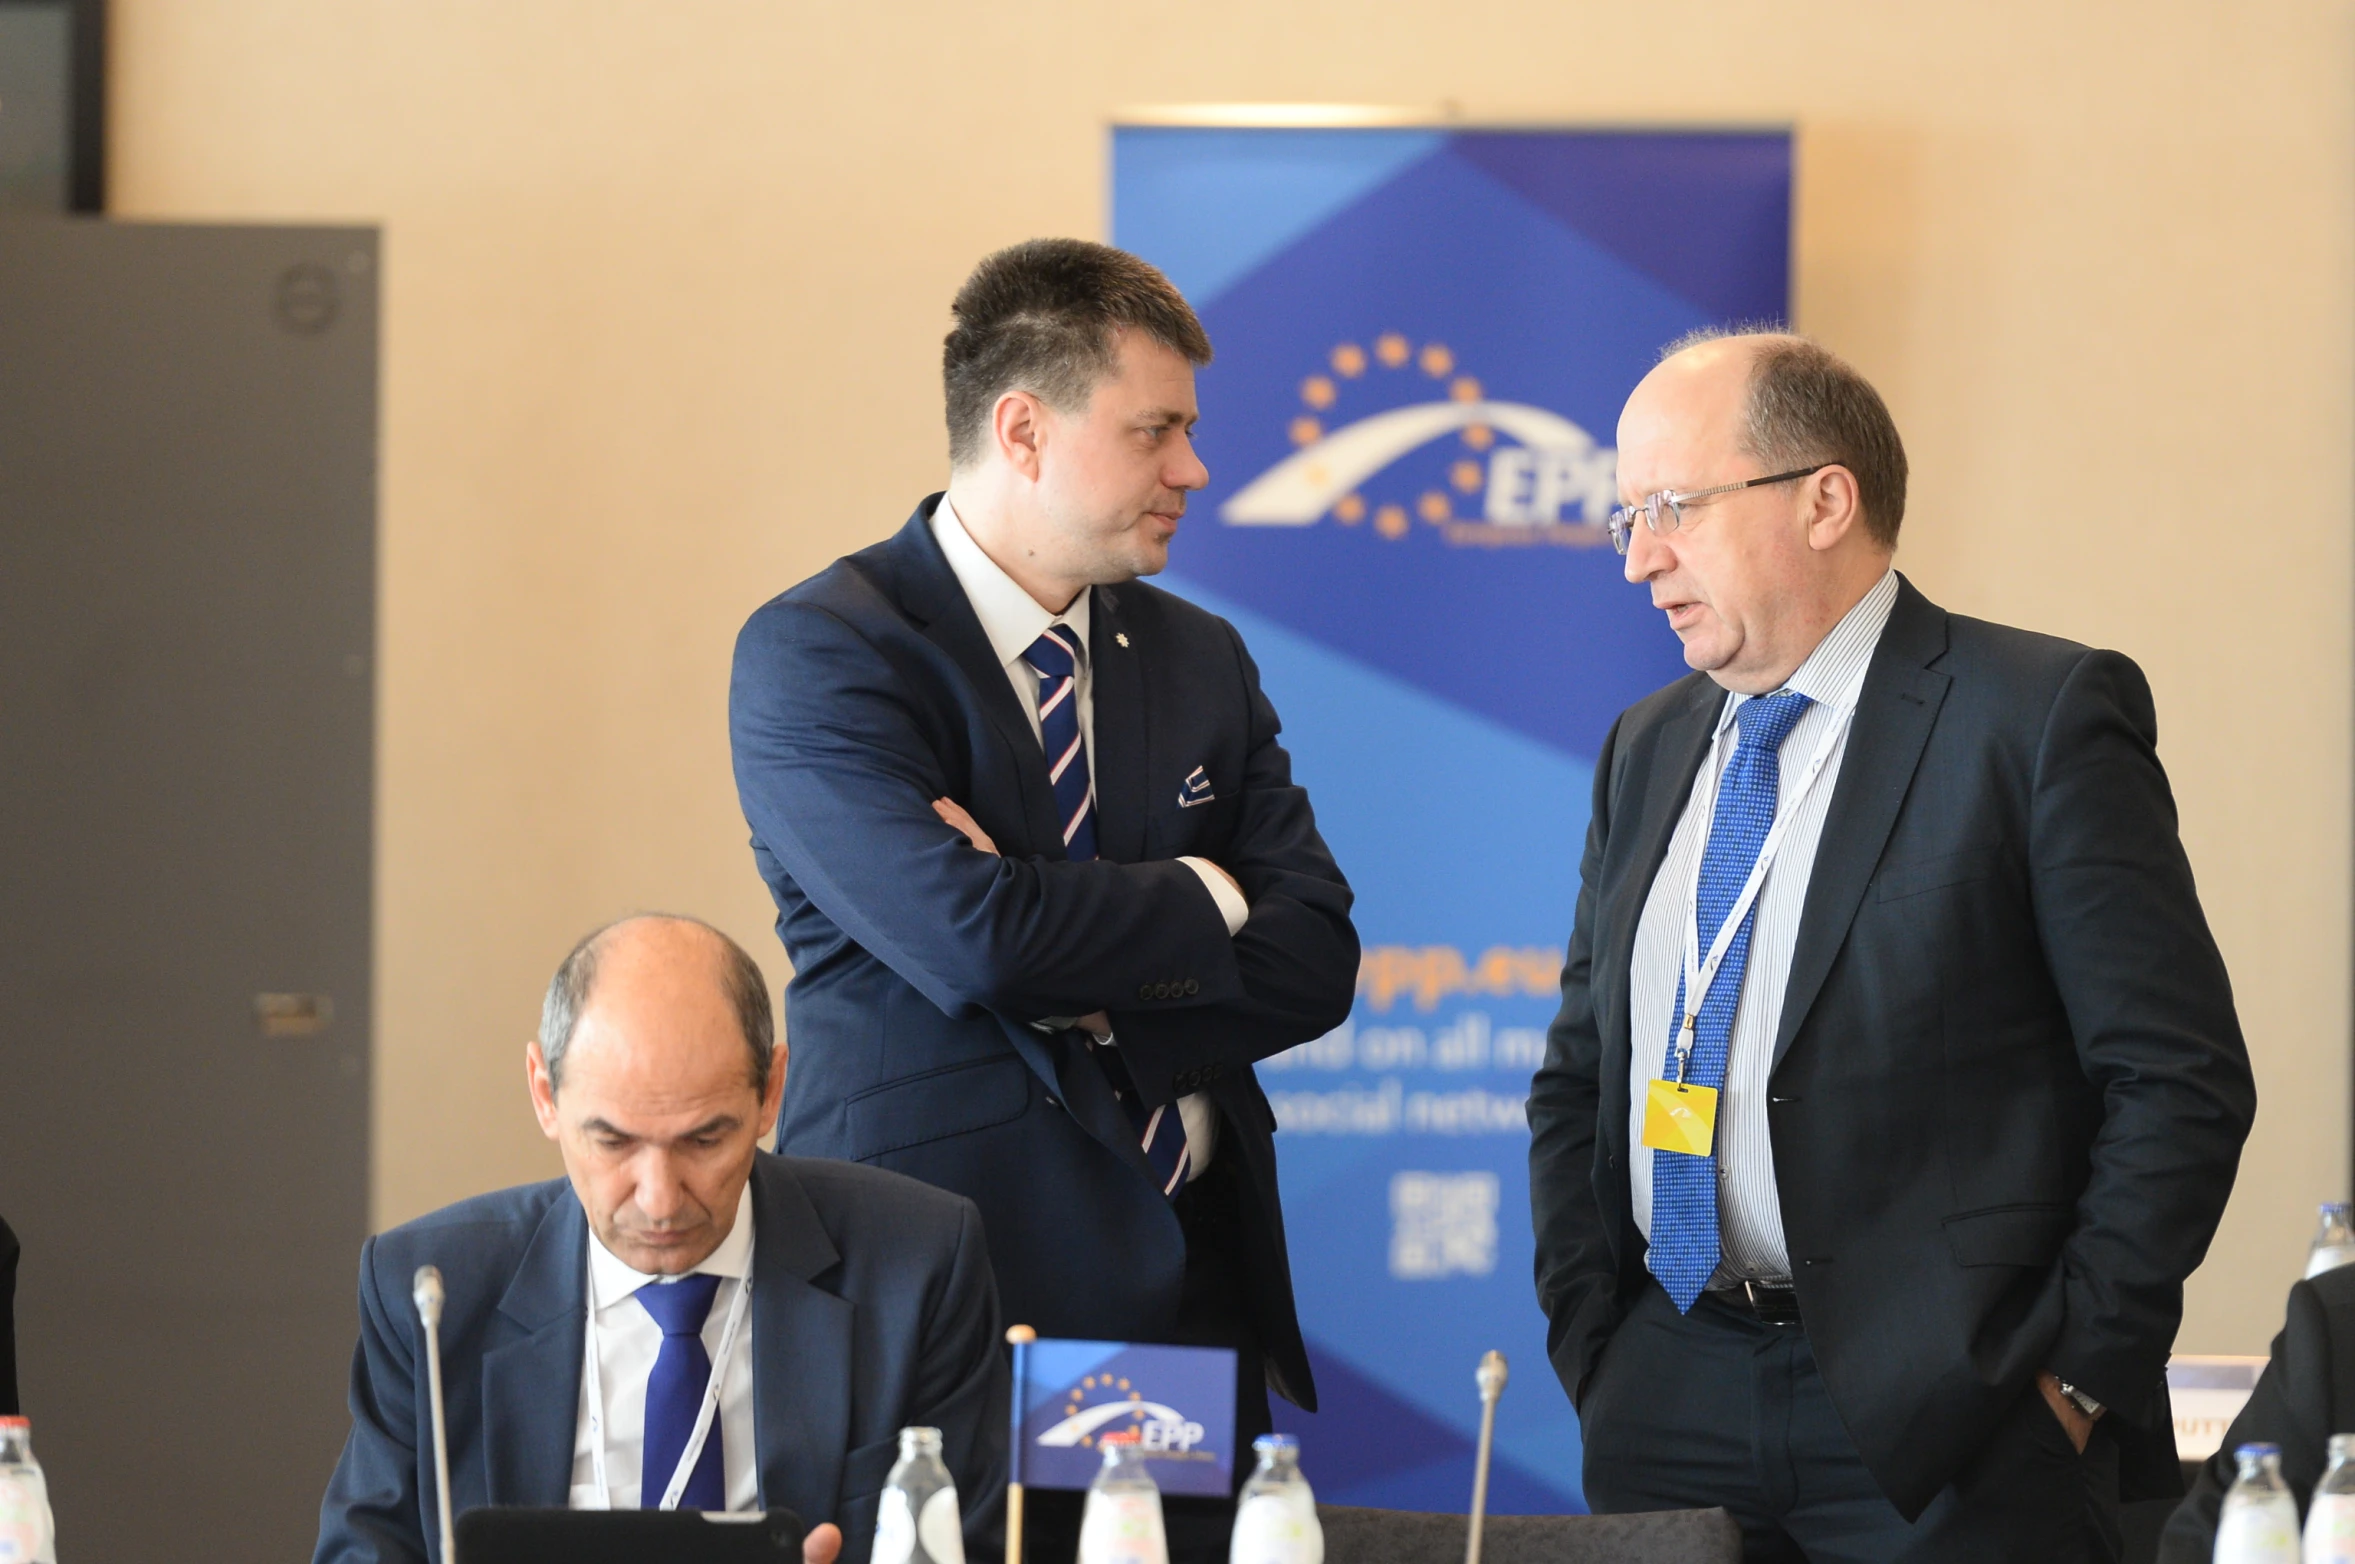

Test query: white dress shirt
[1627,569,1900,1284]
[932,495,1240,1175]
[569,1183,759,1511]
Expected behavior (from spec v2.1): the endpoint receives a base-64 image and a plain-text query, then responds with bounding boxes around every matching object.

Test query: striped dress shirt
[1626,569,1900,1285]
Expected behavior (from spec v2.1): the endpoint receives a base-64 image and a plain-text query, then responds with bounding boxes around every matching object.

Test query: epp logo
[1218,332,1616,549]
[1035,1370,1208,1455]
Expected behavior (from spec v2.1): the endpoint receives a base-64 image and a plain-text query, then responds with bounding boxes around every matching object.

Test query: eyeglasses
[1605,465,1828,556]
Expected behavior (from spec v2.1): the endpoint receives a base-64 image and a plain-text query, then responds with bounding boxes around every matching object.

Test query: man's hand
[803,1522,843,1564]
[2036,1370,2099,1454]
[933,797,998,856]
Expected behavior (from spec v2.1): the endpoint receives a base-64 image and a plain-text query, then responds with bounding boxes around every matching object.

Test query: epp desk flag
[1009,1337,1238,1496]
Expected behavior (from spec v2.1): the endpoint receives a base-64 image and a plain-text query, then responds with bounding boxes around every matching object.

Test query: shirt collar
[932,495,1092,673]
[1717,568,1900,734]
[586,1180,755,1315]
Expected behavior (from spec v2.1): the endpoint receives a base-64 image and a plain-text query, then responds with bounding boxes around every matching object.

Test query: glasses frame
[1606,464,1829,556]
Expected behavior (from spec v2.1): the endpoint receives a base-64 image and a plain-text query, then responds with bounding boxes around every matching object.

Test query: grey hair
[538,914,776,1096]
[1660,325,1910,547]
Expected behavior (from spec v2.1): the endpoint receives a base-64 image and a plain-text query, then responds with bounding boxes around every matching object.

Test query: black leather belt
[1715,1279,1802,1326]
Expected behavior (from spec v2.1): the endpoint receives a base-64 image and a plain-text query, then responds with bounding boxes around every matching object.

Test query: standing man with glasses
[729,240,1357,1563]
[1527,329,2254,1560]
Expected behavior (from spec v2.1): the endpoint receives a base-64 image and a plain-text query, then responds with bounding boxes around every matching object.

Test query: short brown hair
[1667,329,1909,547]
[944,239,1212,468]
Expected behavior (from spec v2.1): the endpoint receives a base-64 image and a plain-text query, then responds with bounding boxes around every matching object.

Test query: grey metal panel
[0,217,376,1562]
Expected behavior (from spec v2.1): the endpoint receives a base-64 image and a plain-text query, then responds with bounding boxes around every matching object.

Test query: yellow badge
[1641,1078,1720,1157]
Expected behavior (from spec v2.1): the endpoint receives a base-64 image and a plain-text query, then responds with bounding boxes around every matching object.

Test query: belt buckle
[1741,1278,1801,1326]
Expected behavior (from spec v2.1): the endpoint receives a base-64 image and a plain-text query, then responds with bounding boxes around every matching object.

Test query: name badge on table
[1641,1078,1719,1157]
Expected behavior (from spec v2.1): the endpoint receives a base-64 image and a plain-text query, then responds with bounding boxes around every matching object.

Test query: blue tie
[636,1273,726,1510]
[1647,688,1814,1313]
[1023,628,1189,1196]
[1022,628,1097,860]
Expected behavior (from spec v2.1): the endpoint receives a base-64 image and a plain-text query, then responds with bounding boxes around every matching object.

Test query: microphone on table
[1464,1350,1508,1564]
[413,1265,458,1564]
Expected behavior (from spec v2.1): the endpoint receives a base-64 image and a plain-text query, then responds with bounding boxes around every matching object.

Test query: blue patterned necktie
[1022,628,1189,1196]
[1022,628,1098,860]
[1647,688,1814,1313]
[636,1273,726,1510]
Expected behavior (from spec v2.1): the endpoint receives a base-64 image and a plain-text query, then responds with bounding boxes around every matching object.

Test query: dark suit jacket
[1527,575,2256,1518]
[728,497,1357,1409]
[313,1153,1006,1564]
[2159,1266,2355,1561]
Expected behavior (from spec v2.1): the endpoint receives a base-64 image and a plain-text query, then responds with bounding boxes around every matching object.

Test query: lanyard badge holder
[582,1255,755,1512]
[1641,697,1857,1160]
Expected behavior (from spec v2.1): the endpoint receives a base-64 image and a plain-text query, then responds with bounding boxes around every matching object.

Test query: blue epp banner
[1112,124,1791,1513]
[1012,1339,1239,1496]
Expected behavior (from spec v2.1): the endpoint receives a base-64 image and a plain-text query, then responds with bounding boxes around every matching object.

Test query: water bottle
[872,1426,964,1564]
[1078,1442,1167,1564]
[2306,1434,2355,1563]
[0,1417,55,1564]
[2308,1205,2355,1280]
[1230,1434,1322,1564]
[2217,1443,2300,1564]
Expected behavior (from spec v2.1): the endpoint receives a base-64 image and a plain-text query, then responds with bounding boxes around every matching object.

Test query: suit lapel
[750,1158,856,1524]
[885,499,1065,856]
[482,1195,589,1507]
[1088,588,1149,864]
[1770,579,1952,1070]
[1600,678,1724,1081]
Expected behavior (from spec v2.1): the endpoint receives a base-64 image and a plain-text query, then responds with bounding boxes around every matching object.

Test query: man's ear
[992,390,1048,480]
[526,1040,563,1141]
[759,1043,788,1130]
[1802,465,1867,553]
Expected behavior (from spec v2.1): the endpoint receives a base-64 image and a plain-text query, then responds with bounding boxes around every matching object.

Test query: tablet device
[454,1506,807,1563]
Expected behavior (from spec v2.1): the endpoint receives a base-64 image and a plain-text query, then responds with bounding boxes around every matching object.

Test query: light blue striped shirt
[1627,569,1900,1284]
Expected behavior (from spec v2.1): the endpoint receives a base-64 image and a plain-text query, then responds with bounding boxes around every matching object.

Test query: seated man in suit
[2159,1263,2355,1561]
[314,915,1006,1564]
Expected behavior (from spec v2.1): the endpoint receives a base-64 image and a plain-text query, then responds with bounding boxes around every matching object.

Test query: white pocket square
[1177,765,1216,808]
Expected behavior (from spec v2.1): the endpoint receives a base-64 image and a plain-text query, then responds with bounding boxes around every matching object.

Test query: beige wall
[109,0,2351,1354]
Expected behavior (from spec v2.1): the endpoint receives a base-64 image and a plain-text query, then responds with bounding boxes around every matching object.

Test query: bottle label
[920,1486,966,1564]
[0,1473,45,1564]
[2308,1493,2355,1560]
[1229,1492,1324,1564]
[2216,1500,2298,1562]
[1080,1490,1168,1564]
[873,1489,918,1564]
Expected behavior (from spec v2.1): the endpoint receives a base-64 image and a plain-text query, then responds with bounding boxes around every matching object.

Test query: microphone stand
[1464,1351,1507,1564]
[414,1266,457,1564]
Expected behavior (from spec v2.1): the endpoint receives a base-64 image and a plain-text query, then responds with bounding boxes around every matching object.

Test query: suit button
[1182,978,1200,996]
[1139,984,1154,1001]
[1153,983,1171,1000]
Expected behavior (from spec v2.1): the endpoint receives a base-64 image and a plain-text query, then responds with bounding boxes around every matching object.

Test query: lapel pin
[1115,633,1130,648]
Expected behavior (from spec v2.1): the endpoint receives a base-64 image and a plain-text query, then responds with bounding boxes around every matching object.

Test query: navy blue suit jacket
[313,1154,1006,1564]
[727,497,1358,1409]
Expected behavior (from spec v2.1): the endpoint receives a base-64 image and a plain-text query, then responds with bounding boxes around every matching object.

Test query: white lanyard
[583,1260,753,1511]
[1670,690,1858,1083]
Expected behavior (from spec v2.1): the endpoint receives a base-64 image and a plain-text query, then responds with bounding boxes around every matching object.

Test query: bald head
[1615,331,1900,693]
[526,915,785,1274]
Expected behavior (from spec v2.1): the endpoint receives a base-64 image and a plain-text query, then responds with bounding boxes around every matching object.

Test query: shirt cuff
[1178,856,1248,936]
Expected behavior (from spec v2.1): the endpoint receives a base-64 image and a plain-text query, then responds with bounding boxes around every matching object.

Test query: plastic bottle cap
[0,1419,26,1430]
[2237,1442,2282,1459]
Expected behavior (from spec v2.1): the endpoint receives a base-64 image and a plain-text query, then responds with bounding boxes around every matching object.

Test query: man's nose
[1169,435,1208,492]
[1623,513,1671,583]
[633,1151,690,1222]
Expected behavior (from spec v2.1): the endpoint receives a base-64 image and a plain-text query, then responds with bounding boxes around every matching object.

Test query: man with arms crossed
[314,916,1005,1564]
[1527,331,2255,1559]
[729,240,1356,1557]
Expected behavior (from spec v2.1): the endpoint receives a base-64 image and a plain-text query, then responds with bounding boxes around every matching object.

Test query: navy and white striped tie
[1022,628,1097,860]
[1022,627,1189,1196]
